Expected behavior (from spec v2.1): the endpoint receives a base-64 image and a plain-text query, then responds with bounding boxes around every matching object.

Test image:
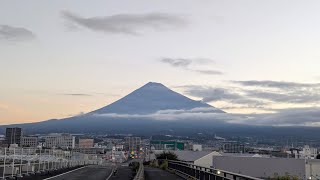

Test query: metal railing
[133,160,144,180]
[163,160,263,180]
[0,147,104,179]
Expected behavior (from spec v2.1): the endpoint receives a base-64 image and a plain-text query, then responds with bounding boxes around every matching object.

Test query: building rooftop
[220,153,270,158]
[152,150,220,162]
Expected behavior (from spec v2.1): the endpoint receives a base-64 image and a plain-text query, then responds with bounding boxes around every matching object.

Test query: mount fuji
[91,82,224,115]
[0,82,225,134]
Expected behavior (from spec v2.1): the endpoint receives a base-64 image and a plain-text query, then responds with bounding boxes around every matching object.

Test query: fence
[0,147,103,179]
[163,160,263,180]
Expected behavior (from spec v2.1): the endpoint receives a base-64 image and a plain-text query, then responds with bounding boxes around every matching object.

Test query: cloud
[94,107,234,121]
[177,80,320,114]
[194,70,223,75]
[0,25,35,41]
[160,57,223,75]
[233,80,320,90]
[232,80,320,104]
[160,58,192,68]
[245,90,320,104]
[61,93,92,96]
[61,11,187,35]
[236,108,320,126]
[184,86,241,102]
[68,112,85,117]
[181,85,266,108]
[57,92,119,97]
[93,107,320,126]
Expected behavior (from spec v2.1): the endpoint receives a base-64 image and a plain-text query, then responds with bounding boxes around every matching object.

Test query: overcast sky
[1,0,320,125]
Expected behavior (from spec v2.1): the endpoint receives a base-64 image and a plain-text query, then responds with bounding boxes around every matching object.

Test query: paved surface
[144,167,183,180]
[47,165,112,180]
[109,165,133,180]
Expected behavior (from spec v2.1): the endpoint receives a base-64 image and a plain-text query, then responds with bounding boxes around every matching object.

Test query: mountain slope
[91,82,224,115]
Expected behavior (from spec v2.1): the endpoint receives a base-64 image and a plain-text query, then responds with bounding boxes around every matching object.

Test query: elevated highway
[44,165,113,180]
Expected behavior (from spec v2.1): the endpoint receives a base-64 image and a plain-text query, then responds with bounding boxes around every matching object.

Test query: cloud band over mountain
[93,107,320,126]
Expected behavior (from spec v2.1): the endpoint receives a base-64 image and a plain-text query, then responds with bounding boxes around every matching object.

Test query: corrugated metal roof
[173,151,214,162]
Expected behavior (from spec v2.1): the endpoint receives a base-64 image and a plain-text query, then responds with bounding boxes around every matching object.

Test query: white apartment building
[287,145,318,159]
[20,136,38,147]
[44,134,75,149]
[192,144,203,151]
[302,145,318,159]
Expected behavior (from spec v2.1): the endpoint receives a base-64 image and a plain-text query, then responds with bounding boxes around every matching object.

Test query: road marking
[106,167,115,180]
[105,169,113,180]
[43,166,87,180]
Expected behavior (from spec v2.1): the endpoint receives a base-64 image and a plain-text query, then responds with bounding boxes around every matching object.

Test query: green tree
[160,160,168,170]
[156,151,178,160]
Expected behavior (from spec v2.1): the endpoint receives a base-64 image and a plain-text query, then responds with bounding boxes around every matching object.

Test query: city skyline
[1,0,320,125]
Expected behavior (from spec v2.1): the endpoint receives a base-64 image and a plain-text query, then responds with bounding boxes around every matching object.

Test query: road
[109,164,133,180]
[144,167,183,180]
[46,165,112,180]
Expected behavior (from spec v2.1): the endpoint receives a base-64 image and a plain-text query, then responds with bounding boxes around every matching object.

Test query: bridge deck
[144,167,184,180]
[46,165,112,180]
[108,165,133,180]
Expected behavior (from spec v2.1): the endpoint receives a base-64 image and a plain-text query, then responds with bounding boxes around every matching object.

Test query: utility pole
[12,147,15,177]
[3,147,6,179]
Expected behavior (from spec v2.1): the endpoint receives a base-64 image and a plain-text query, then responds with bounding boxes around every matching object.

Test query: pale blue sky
[1,0,320,124]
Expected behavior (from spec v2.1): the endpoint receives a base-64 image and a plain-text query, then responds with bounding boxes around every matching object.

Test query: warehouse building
[212,156,320,179]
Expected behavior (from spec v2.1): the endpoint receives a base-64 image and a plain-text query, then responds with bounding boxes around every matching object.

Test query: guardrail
[133,160,144,180]
[0,147,104,180]
[161,160,263,180]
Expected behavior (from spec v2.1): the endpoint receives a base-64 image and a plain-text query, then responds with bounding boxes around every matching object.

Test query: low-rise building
[73,147,104,154]
[150,140,184,150]
[192,144,202,151]
[0,135,6,147]
[286,145,318,159]
[79,138,94,148]
[44,134,75,149]
[301,145,318,159]
[115,145,124,151]
[223,143,245,153]
[125,137,141,152]
[20,136,38,147]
